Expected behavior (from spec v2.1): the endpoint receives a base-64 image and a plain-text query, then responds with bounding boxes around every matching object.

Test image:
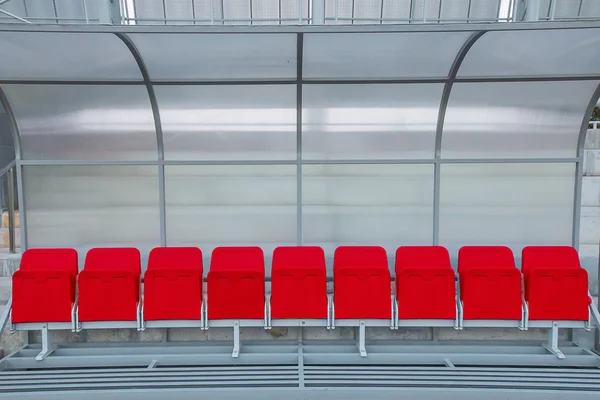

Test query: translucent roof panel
[303,32,472,80]
[441,80,600,159]
[156,85,297,161]
[458,28,600,78]
[302,83,443,160]
[129,33,297,81]
[0,32,142,81]
[2,85,158,161]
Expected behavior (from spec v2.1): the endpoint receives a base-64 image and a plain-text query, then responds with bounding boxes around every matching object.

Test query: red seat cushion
[522,246,588,321]
[78,248,141,322]
[12,248,78,323]
[333,246,391,319]
[144,247,203,321]
[207,247,265,320]
[458,246,521,320]
[271,246,328,319]
[396,246,455,320]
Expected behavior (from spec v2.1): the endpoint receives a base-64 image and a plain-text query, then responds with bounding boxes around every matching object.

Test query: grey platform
[0,340,599,399]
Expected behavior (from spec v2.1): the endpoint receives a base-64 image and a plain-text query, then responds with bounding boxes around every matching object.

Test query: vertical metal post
[423,0,428,22]
[35,324,56,361]
[357,320,367,357]
[542,322,565,359]
[549,0,557,20]
[7,167,15,254]
[312,0,325,24]
[82,0,89,23]
[526,0,541,21]
[232,320,241,358]
[298,0,302,24]
[334,0,338,22]
[296,34,304,246]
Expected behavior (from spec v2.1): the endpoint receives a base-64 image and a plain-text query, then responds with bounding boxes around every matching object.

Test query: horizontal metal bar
[301,79,448,84]
[13,322,72,331]
[455,76,600,83]
[0,80,144,85]
[78,321,138,329]
[396,319,456,327]
[1,20,599,34]
[16,158,579,167]
[271,319,328,327]
[207,320,266,328]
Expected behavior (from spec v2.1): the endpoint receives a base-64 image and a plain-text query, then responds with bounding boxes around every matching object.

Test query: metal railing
[590,121,600,130]
[1,0,599,26]
[0,160,18,254]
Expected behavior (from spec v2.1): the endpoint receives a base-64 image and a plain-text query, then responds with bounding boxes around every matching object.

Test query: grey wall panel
[165,165,297,268]
[0,32,142,81]
[441,81,600,159]
[23,165,161,267]
[3,85,158,161]
[303,31,471,79]
[157,85,297,160]
[303,164,434,267]
[302,83,442,160]
[439,163,575,256]
[129,33,297,81]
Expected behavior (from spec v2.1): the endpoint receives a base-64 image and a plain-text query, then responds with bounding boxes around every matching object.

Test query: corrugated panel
[353,0,383,24]
[23,0,58,24]
[133,0,166,24]
[325,0,353,23]
[408,0,442,22]
[581,0,600,17]
[164,0,194,24]
[553,0,583,18]
[439,0,469,21]
[381,0,411,24]
[280,0,309,24]
[222,0,251,25]
[469,0,501,21]
[252,0,280,25]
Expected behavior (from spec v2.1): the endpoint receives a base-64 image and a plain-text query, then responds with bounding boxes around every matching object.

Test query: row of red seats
[11,245,590,325]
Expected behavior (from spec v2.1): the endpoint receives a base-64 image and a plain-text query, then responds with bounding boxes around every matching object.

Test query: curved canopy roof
[0,23,598,271]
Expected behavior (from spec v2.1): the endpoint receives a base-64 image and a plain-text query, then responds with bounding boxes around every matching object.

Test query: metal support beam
[7,167,15,253]
[36,324,56,361]
[312,0,325,24]
[542,322,565,359]
[357,320,367,357]
[232,320,241,358]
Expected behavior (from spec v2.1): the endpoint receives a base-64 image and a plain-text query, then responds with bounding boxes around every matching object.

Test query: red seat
[12,248,78,323]
[207,247,265,320]
[144,247,203,321]
[396,246,455,320]
[271,246,328,319]
[458,246,521,320]
[78,248,141,322]
[333,246,391,320]
[522,246,588,321]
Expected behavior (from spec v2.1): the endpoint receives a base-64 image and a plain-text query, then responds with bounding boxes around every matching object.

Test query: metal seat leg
[36,324,56,361]
[542,322,565,359]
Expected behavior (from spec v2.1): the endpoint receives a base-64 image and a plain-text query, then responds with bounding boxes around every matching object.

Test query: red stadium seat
[144,247,203,321]
[78,248,141,322]
[458,246,521,320]
[207,247,265,320]
[522,246,588,321]
[334,246,391,319]
[12,248,78,323]
[396,246,455,320]
[271,246,328,319]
